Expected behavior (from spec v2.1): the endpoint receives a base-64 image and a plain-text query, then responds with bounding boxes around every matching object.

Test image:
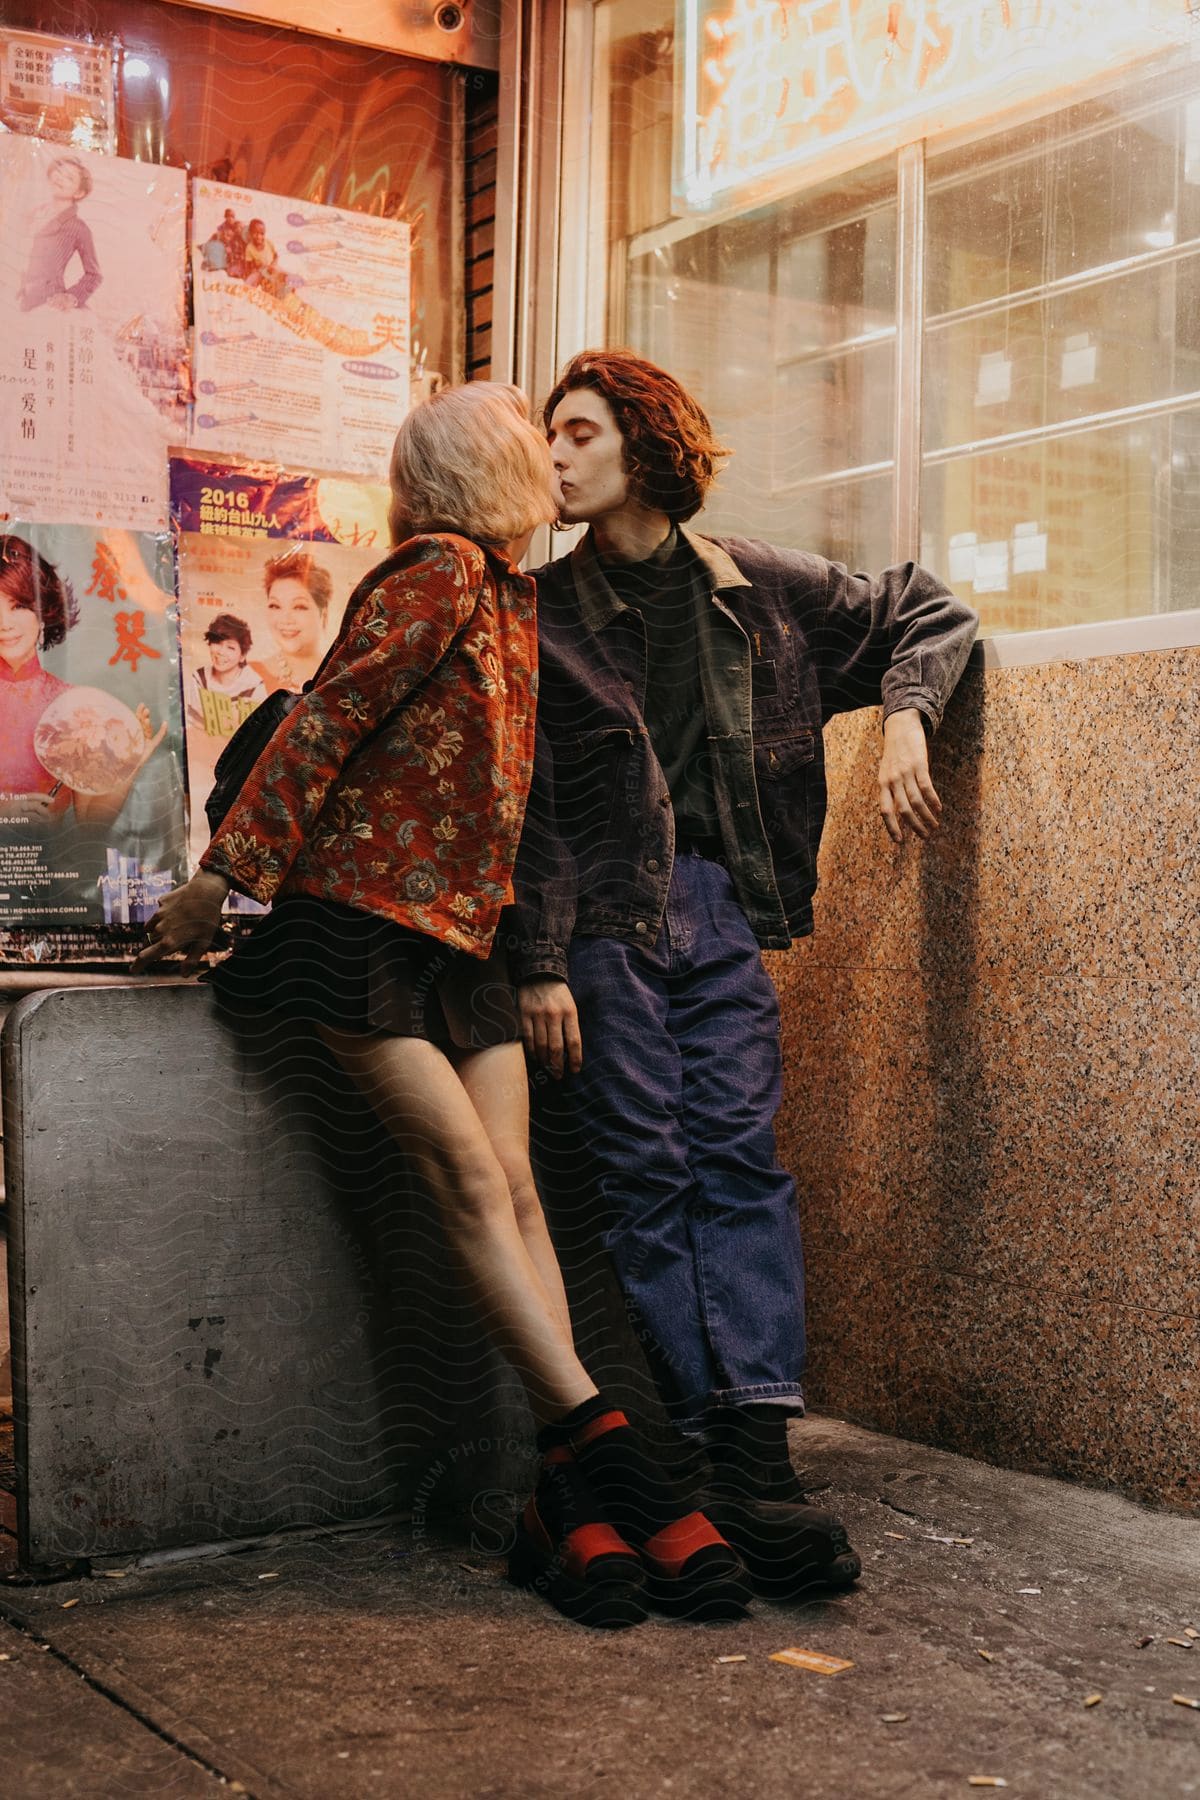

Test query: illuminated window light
[50,55,81,88]
[124,56,152,79]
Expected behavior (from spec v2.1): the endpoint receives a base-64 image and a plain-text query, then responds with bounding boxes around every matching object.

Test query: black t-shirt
[600,529,720,844]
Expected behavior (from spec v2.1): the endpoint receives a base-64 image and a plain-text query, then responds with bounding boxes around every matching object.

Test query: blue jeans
[567,850,806,1434]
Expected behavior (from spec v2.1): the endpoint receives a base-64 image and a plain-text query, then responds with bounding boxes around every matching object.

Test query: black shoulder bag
[204,685,304,836]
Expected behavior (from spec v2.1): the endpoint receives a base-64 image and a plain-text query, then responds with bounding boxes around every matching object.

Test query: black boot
[508,1447,648,1630]
[702,1405,861,1600]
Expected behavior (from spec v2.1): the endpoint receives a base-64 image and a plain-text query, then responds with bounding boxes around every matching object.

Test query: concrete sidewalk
[2,1417,1198,1800]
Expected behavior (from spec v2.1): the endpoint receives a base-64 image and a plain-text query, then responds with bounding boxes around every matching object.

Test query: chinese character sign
[0,138,187,530]
[0,28,115,152]
[0,524,187,929]
[677,0,1198,210]
[191,180,411,479]
[169,453,391,874]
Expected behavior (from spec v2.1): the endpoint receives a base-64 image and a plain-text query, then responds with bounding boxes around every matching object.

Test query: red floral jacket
[200,533,537,958]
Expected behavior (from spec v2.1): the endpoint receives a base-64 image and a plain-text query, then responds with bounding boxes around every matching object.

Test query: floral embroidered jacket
[200,532,537,958]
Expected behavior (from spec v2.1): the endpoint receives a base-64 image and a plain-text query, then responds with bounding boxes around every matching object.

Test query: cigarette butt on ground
[257,1572,281,1581]
[880,1712,909,1723]
[1083,1693,1102,1707]
[100,1570,127,1579]
[967,1780,1008,1789]
[1167,1638,1193,1648]
[1185,1627,1199,1640]
[1172,1693,1200,1710]
[884,1531,908,1540]
[716,1655,747,1664]
[769,1647,855,1675]
[977,1649,994,1661]
[60,1598,79,1609]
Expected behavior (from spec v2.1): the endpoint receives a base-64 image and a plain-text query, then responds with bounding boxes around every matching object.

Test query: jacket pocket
[755,728,817,778]
[552,726,641,860]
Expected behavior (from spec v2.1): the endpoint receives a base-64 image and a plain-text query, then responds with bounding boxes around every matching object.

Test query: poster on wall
[0,28,115,152]
[169,452,391,873]
[190,179,411,480]
[0,525,187,931]
[0,137,187,532]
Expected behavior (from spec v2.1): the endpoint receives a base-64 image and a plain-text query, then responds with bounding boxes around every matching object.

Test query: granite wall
[771,646,1199,1513]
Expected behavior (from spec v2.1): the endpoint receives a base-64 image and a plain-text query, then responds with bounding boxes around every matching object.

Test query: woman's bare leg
[316,1025,596,1424]
[452,1041,573,1339]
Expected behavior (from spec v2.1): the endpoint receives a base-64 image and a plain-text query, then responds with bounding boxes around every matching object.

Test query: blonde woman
[134,383,748,1629]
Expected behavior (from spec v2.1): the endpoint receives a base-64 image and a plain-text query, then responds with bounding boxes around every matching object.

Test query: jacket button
[635,920,649,934]
[646,859,660,873]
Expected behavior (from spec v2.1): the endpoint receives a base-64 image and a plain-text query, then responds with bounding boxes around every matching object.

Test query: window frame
[551,0,1200,659]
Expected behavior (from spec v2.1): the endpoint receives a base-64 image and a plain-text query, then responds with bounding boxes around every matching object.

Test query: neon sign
[677,0,1198,211]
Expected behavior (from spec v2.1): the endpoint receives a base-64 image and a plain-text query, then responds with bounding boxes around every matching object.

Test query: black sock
[539,1397,697,1546]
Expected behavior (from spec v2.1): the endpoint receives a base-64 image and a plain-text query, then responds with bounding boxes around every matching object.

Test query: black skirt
[205,896,521,1048]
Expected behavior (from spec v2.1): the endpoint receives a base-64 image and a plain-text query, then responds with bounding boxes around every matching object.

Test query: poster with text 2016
[191,180,411,480]
[0,137,186,531]
[169,451,391,876]
[0,523,187,930]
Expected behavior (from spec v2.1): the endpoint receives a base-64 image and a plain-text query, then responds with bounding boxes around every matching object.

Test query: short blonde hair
[388,382,557,547]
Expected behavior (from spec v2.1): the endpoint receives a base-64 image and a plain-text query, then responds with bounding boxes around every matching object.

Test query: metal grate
[464,70,499,380]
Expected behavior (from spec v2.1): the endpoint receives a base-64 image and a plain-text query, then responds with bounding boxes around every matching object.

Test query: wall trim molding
[978,608,1200,669]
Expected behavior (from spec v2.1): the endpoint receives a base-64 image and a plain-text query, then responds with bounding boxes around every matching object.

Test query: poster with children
[0,137,187,530]
[190,178,411,479]
[0,524,187,930]
[169,452,391,875]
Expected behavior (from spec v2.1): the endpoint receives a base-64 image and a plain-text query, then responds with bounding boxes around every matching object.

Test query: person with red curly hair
[514,349,979,1602]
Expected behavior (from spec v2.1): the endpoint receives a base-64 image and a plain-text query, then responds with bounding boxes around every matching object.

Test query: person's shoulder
[363,536,493,621]
[376,532,489,586]
[524,548,576,597]
[697,532,830,588]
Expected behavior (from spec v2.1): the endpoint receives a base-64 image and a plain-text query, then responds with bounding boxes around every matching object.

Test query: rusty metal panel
[2,985,531,1568]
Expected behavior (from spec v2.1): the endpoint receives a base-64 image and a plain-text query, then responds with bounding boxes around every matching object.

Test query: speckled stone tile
[766,645,1200,1512]
[813,650,1200,986]
[891,1274,1200,1511]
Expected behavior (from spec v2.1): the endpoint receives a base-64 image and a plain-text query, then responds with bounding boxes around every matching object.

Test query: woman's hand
[0,793,57,823]
[518,977,583,1078]
[131,871,230,976]
[133,703,169,766]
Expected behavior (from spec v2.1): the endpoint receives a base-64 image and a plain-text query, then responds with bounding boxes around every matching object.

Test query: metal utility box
[2,984,532,1568]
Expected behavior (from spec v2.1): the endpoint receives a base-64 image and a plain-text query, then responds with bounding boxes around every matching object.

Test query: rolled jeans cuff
[669,1383,807,1438]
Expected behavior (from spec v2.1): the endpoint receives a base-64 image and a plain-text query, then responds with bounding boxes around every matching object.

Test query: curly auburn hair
[0,533,79,650]
[544,349,730,522]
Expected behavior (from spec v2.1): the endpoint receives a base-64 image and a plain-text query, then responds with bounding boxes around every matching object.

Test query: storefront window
[923,73,1200,627]
[585,0,1200,634]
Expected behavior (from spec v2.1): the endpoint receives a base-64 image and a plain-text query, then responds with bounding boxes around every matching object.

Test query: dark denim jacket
[512,528,978,981]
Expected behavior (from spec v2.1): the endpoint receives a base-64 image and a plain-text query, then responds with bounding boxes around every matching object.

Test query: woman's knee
[430,1149,516,1235]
